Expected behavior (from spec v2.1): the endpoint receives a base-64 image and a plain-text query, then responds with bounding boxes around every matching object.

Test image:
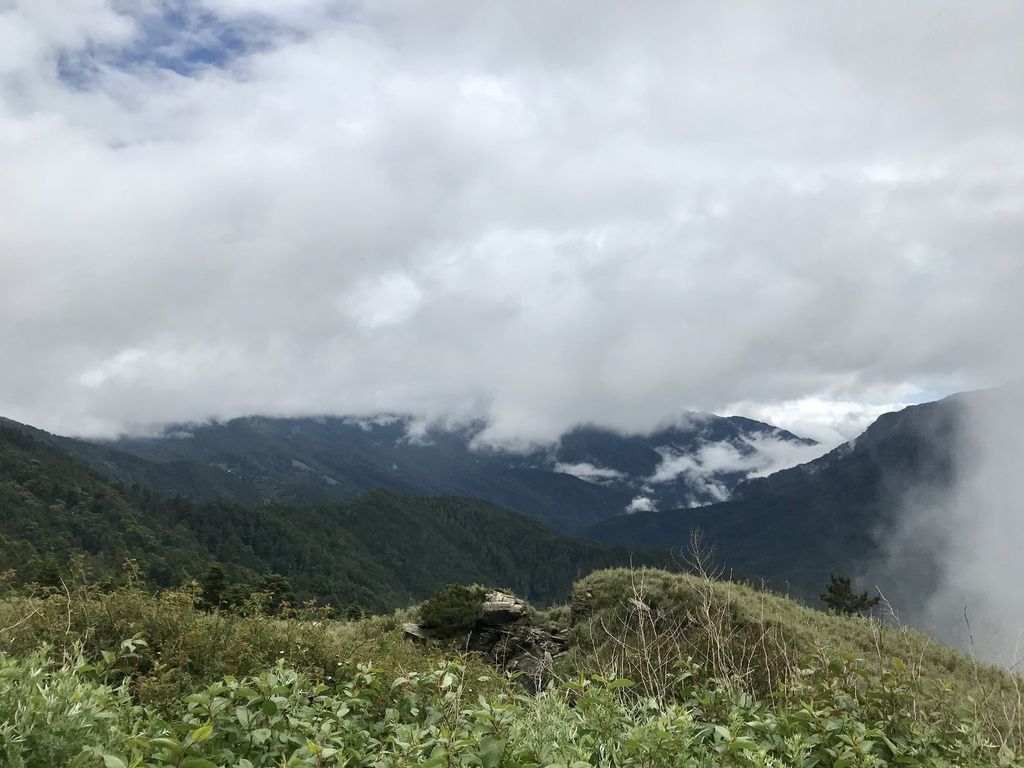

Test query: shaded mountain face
[52,413,817,532]
[0,423,666,610]
[584,393,970,603]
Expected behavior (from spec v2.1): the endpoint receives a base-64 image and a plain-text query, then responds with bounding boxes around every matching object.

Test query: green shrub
[0,646,132,768]
[821,572,881,616]
[6,647,1016,768]
[3,568,1024,767]
[418,584,487,635]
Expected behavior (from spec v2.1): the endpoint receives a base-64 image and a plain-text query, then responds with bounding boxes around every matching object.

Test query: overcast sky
[2,1,1022,445]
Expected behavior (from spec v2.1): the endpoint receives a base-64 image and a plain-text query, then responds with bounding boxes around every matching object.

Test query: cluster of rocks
[404,590,569,691]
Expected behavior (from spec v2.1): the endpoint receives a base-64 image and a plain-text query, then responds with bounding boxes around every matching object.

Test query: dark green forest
[0,425,664,611]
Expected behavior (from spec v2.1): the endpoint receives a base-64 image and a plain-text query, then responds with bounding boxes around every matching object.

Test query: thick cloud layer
[1,1,1022,442]
[880,388,1024,663]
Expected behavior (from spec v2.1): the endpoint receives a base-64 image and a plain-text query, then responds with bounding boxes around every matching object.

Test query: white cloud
[554,462,626,483]
[648,434,827,493]
[648,450,709,485]
[77,348,149,388]
[344,272,423,329]
[0,1,1022,441]
[626,496,656,514]
[729,395,922,447]
[648,446,732,503]
[342,414,404,431]
[737,434,829,478]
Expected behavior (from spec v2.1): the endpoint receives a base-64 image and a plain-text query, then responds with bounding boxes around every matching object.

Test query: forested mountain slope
[0,424,663,610]
[32,412,815,532]
[585,393,968,599]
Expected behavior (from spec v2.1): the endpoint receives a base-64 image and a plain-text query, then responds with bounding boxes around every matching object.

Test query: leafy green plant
[3,643,1022,768]
[0,646,133,768]
[4,567,1024,767]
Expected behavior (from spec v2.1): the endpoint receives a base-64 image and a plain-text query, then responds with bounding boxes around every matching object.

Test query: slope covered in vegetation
[0,425,660,610]
[585,394,967,599]
[2,567,1021,767]
[12,410,815,532]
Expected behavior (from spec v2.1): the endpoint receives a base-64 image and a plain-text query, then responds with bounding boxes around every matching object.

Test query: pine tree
[200,563,227,610]
[34,556,62,590]
[258,573,296,615]
[821,573,880,616]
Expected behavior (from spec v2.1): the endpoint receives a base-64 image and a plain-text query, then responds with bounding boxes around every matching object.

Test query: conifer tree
[200,563,227,610]
[821,573,880,616]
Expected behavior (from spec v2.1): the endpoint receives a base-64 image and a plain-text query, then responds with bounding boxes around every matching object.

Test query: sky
[2,1,1023,446]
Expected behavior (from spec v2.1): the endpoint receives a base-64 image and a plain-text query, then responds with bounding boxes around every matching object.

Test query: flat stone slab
[480,590,528,625]
[403,622,430,641]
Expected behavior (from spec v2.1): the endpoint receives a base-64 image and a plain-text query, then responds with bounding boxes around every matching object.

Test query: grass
[566,566,1024,746]
[2,567,1024,766]
[0,580,502,715]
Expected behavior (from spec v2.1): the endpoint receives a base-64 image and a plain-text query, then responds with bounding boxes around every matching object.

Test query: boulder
[480,590,528,625]
[570,587,594,623]
[403,622,430,642]
[403,589,567,691]
[481,623,569,693]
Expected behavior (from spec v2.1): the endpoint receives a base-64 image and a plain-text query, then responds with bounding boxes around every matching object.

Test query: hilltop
[2,566,1020,767]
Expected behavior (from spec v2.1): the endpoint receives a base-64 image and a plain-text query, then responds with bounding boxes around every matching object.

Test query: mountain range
[585,392,971,602]
[1,389,995,619]
[11,411,818,533]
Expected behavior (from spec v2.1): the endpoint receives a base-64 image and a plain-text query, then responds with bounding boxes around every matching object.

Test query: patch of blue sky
[57,2,297,88]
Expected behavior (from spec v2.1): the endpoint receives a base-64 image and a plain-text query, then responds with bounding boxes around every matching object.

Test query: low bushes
[1,646,1018,768]
[0,583,497,714]
[417,584,487,635]
[3,568,1024,766]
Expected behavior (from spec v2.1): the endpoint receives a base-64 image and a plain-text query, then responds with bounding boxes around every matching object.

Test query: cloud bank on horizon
[1,1,1022,444]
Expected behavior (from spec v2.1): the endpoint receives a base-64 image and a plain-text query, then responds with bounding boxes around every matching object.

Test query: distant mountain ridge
[50,411,819,532]
[5,389,1015,646]
[584,392,970,601]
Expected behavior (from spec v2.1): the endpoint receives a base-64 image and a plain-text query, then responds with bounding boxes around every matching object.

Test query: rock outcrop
[480,590,528,625]
[404,590,568,691]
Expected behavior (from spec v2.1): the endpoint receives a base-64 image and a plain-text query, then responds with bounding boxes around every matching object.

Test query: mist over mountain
[878,385,1024,662]
[586,393,963,584]
[585,387,1024,657]
[6,382,1023,658]
[11,411,817,533]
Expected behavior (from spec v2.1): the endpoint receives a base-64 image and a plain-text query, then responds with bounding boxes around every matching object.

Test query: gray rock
[402,622,430,642]
[480,591,528,625]
[402,590,568,692]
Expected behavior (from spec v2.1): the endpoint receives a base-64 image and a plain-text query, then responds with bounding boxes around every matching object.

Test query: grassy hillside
[0,424,662,610]
[568,567,1019,714]
[2,567,1021,767]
